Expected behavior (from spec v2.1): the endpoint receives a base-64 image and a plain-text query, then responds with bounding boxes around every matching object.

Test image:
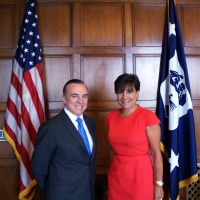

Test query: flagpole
[168,0,169,24]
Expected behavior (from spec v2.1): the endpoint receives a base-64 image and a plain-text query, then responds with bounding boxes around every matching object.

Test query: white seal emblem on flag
[160,50,193,130]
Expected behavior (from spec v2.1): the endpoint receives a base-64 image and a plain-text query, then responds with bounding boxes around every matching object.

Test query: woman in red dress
[106,73,164,200]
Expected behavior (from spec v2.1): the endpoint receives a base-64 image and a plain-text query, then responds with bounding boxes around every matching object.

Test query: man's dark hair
[63,79,85,96]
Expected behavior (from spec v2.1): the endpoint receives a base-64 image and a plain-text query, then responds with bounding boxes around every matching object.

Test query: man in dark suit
[31,79,96,200]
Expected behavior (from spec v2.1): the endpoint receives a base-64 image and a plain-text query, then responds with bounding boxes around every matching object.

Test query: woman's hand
[154,185,164,200]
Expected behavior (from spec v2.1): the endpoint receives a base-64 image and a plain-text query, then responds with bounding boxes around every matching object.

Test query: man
[31,79,96,200]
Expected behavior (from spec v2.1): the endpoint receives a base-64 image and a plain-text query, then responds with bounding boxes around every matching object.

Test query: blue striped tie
[76,118,91,156]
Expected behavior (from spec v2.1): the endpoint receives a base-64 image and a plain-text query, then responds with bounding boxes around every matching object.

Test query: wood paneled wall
[0,0,200,199]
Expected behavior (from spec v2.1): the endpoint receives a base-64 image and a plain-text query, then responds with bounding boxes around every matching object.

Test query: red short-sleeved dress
[106,105,160,200]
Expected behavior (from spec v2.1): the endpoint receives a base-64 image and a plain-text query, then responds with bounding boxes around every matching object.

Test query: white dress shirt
[64,108,93,152]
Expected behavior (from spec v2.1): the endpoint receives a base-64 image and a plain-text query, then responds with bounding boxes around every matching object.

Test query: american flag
[3,0,45,199]
[156,0,198,199]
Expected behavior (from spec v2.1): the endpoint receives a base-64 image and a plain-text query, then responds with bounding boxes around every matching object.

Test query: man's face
[63,83,88,117]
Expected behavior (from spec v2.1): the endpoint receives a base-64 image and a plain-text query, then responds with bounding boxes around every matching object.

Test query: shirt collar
[64,107,83,122]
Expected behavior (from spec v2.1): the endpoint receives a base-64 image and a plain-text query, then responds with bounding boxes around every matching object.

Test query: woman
[106,73,164,200]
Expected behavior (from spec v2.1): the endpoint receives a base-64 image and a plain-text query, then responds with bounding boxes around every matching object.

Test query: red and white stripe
[4,59,45,199]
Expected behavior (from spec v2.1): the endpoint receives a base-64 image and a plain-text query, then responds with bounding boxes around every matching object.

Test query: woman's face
[117,86,139,110]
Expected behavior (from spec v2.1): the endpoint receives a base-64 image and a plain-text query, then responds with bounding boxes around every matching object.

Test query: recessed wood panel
[0,59,12,102]
[0,0,15,4]
[85,111,110,174]
[0,113,6,129]
[186,57,200,99]
[37,5,71,47]
[193,109,200,161]
[47,110,59,117]
[43,56,71,102]
[135,56,160,100]
[82,56,124,101]
[0,7,13,48]
[0,142,16,158]
[32,185,43,200]
[81,4,123,46]
[0,166,18,200]
[183,6,200,47]
[132,4,166,46]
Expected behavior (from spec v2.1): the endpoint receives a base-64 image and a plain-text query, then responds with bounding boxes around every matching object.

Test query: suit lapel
[60,110,89,155]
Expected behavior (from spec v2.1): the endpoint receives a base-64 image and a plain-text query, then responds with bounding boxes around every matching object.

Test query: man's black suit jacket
[31,109,96,200]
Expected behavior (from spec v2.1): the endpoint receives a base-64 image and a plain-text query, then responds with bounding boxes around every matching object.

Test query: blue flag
[156,0,198,199]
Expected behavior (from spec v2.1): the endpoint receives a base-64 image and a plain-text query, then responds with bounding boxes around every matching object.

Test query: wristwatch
[155,181,164,186]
